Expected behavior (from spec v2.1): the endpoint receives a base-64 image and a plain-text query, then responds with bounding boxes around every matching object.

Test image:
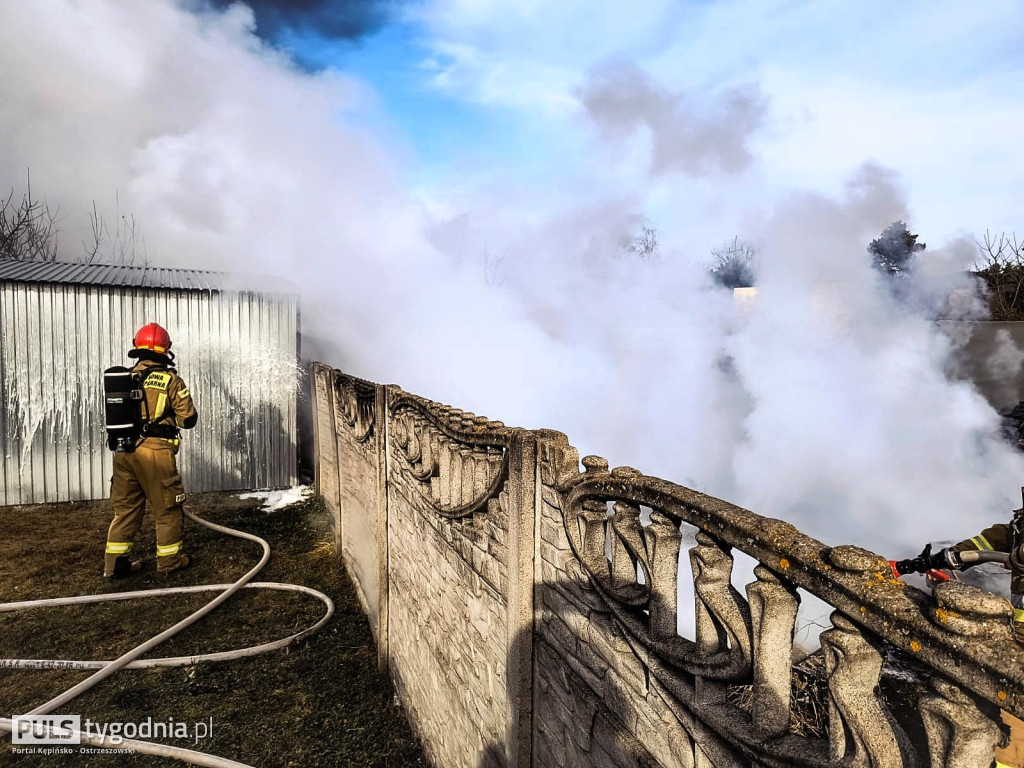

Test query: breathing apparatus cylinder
[103,366,145,451]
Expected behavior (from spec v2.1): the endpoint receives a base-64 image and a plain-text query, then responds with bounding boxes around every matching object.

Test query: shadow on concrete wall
[469,573,662,768]
[296,361,315,485]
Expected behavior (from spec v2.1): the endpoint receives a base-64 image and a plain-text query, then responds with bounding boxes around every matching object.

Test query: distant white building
[0,261,299,505]
[732,286,758,309]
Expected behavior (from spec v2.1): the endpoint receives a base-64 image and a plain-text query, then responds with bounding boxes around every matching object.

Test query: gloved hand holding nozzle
[892,543,963,575]
[891,543,1009,576]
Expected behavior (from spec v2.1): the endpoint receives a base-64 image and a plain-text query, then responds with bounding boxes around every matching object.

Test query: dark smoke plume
[206,0,398,45]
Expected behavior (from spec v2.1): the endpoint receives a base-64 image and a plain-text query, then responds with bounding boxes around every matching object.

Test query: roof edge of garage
[0,260,297,294]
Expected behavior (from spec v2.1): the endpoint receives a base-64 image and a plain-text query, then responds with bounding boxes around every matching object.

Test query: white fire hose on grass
[0,508,335,767]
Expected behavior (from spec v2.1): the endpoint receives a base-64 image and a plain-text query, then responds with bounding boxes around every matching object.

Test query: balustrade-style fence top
[545,444,1023,767]
[311,362,1024,768]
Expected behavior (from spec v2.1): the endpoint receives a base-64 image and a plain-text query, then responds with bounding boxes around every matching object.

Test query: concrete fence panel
[383,387,534,768]
[311,362,1024,768]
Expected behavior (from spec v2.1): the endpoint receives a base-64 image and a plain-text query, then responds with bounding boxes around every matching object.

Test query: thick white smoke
[2,0,1022,577]
[578,59,767,177]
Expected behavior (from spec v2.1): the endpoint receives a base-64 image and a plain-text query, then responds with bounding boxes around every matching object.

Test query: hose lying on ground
[0,507,335,768]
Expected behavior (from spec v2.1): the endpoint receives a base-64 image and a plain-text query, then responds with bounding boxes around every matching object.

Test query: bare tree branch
[0,169,61,262]
[81,192,151,267]
[974,230,1024,320]
[2,170,152,266]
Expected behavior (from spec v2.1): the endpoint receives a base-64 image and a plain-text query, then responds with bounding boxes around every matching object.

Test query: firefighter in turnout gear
[893,498,1024,642]
[104,323,198,577]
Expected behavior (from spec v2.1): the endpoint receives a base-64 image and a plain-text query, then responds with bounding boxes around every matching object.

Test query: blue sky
[274,16,581,190]
[254,0,1024,245]
[4,0,1023,542]
[276,23,488,167]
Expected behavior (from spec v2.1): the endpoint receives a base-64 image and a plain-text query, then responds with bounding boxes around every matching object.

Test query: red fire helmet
[134,323,172,353]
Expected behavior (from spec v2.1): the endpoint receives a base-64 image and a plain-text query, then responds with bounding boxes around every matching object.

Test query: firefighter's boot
[104,555,143,579]
[157,554,192,577]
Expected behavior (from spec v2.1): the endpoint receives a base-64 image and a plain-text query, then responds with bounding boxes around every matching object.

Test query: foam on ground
[238,485,312,512]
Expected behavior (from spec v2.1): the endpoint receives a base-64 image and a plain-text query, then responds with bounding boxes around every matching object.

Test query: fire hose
[956,550,1011,566]
[890,546,1011,583]
[0,507,335,767]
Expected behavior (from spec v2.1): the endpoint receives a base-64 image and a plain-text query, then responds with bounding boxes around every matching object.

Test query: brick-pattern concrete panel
[386,389,534,768]
[534,637,664,768]
[533,433,724,768]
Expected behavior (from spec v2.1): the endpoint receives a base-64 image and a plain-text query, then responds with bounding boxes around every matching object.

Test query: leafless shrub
[0,172,60,262]
[82,193,150,266]
[709,236,757,288]
[974,231,1024,320]
[0,171,150,266]
[627,219,659,261]
[483,249,505,288]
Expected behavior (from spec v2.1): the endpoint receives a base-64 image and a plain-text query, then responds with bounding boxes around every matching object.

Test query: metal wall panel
[0,283,15,504]
[0,282,299,505]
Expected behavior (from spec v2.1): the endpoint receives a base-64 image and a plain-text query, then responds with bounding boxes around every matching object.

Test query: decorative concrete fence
[310,362,1024,768]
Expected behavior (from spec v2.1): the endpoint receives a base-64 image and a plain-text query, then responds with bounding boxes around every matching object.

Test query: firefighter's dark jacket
[954,512,1024,593]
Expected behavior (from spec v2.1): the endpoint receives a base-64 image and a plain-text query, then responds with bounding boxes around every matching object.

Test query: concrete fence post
[376,382,391,673]
[507,431,537,768]
[310,363,342,550]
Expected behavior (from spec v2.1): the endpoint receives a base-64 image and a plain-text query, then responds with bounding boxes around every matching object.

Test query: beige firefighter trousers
[105,441,188,573]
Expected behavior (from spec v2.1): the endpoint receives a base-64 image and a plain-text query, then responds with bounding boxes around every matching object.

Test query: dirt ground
[5,491,1022,768]
[0,491,426,767]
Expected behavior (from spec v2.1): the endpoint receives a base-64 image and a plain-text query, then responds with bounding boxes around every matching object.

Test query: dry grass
[0,491,425,767]
[727,654,830,740]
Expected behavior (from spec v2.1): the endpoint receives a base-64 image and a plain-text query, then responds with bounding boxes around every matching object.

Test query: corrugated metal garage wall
[0,282,298,504]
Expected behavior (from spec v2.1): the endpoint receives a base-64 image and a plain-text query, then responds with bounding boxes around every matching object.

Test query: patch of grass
[0,492,425,767]
[726,654,830,740]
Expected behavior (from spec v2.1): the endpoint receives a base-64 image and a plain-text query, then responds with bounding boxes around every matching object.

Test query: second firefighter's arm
[894,521,1014,575]
[169,375,198,430]
[952,522,1013,559]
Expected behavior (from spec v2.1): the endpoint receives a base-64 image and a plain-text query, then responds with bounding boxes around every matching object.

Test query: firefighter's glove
[893,544,962,575]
